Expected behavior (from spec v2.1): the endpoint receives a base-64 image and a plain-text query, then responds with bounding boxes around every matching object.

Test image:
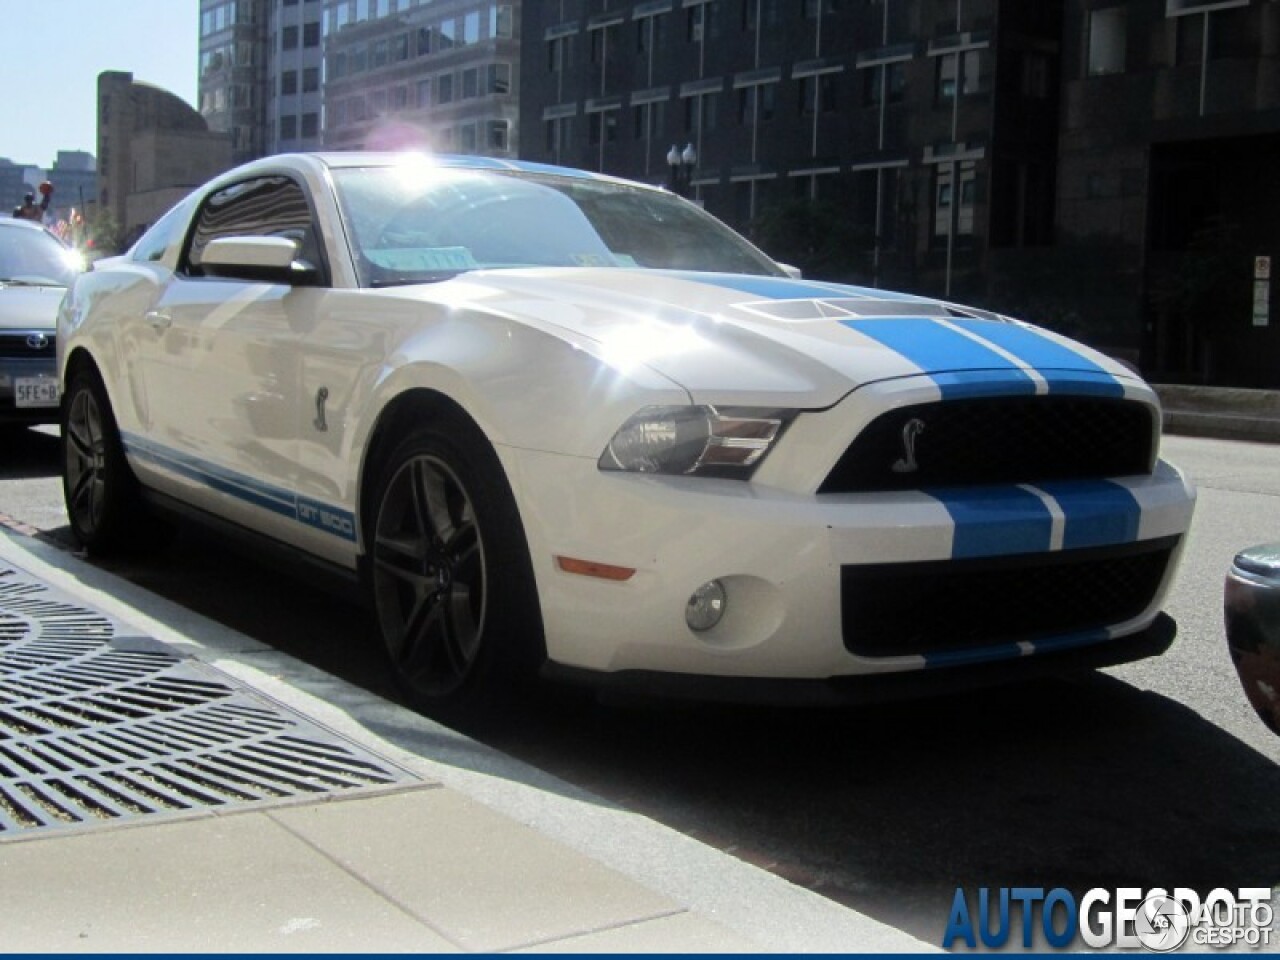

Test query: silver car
[0,218,79,428]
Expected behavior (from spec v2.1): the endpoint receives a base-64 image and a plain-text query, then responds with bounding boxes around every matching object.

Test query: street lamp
[667,143,697,197]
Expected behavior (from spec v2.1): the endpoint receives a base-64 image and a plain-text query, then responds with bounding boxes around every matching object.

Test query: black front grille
[0,331,55,359]
[841,537,1178,658]
[819,396,1154,493]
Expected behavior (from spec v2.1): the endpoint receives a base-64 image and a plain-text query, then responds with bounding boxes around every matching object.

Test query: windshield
[0,225,80,287]
[332,164,784,288]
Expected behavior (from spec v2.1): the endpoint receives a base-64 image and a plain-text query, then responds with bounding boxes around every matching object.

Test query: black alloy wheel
[370,421,543,722]
[62,368,132,553]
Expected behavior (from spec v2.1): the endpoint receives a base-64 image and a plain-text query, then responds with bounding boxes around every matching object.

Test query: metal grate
[0,564,417,838]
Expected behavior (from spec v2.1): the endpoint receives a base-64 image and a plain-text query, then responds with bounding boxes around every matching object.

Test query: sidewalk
[0,529,932,954]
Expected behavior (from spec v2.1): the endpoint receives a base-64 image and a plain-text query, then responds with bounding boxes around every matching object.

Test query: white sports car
[57,152,1196,719]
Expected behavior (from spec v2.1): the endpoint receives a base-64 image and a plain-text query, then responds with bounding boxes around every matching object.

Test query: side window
[129,202,190,263]
[182,175,324,280]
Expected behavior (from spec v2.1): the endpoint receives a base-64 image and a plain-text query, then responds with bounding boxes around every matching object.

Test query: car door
[132,174,328,546]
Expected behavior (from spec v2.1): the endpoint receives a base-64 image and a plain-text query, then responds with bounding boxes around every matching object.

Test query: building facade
[268,0,327,152]
[1056,0,1280,387]
[98,71,233,247]
[519,0,1064,305]
[199,0,271,164]
[322,0,520,156]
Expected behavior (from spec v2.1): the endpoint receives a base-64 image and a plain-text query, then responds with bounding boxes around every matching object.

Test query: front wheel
[368,419,544,723]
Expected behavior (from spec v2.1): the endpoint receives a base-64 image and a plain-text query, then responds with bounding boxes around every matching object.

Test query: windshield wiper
[368,270,464,288]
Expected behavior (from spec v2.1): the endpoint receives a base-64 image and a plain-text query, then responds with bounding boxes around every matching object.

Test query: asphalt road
[2,425,1278,947]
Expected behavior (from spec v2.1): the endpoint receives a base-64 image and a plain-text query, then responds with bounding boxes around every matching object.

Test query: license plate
[15,378,59,408]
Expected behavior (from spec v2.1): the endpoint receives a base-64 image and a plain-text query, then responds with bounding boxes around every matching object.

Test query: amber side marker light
[555,556,637,581]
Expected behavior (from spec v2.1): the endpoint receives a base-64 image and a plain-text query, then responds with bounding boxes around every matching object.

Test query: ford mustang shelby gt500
[57,153,1196,718]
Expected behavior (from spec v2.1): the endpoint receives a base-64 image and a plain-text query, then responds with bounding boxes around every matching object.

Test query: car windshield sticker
[366,247,479,271]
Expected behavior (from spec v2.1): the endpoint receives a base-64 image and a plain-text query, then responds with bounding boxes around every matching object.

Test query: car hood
[0,283,65,331]
[465,269,1141,408]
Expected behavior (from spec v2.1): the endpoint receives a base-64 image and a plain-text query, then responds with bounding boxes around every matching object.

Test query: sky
[0,0,199,169]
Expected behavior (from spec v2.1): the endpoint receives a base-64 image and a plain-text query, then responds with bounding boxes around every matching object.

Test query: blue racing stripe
[948,318,1125,397]
[664,271,871,301]
[122,433,356,542]
[928,486,1054,558]
[1036,480,1142,550]
[843,318,1035,399]
[932,370,1039,399]
[921,627,1111,668]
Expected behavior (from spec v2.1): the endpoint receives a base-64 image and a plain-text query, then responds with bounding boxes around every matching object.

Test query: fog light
[686,580,726,632]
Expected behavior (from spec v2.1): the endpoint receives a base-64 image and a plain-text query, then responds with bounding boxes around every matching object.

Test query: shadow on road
[56,520,1280,948]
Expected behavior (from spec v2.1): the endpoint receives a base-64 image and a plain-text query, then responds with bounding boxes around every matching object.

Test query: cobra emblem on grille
[892,418,926,474]
[26,333,49,351]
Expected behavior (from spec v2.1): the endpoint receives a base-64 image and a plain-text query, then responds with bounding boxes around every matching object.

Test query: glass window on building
[280,114,298,140]
[462,68,478,98]
[391,85,408,109]
[303,20,320,45]
[487,63,511,94]
[303,67,319,92]
[490,5,513,38]
[301,112,319,138]
[548,35,572,72]
[588,111,619,145]
[934,161,976,238]
[393,33,409,60]
[684,92,718,134]
[936,50,983,101]
[1209,7,1255,59]
[373,39,389,67]
[488,120,509,151]
[464,11,480,45]
[437,73,454,104]
[282,25,299,49]
[417,77,431,106]
[281,70,298,95]
[864,61,905,105]
[459,123,478,152]
[1087,7,1126,76]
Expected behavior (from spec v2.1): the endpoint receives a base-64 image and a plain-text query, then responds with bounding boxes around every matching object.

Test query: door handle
[144,310,172,331]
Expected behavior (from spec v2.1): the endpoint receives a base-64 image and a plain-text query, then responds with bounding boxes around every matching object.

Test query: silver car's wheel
[373,454,486,699]
[64,383,109,535]
[61,368,139,554]
[369,418,544,722]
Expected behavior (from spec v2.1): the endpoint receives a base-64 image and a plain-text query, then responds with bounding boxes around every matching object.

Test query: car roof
[231,151,659,193]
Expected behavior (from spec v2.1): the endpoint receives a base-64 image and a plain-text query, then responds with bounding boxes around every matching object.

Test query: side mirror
[202,236,318,285]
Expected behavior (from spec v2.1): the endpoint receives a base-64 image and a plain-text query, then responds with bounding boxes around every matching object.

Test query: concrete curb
[1155,384,1280,444]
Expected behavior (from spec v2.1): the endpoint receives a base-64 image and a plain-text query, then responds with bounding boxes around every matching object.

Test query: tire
[61,366,166,555]
[368,417,544,724]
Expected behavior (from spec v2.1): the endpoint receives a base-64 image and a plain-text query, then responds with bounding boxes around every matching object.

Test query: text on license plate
[15,378,59,408]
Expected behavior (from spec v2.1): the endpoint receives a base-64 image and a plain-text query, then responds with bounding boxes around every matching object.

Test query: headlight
[599,405,794,479]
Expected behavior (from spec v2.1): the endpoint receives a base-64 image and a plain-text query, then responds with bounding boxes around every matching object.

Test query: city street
[1,424,1278,946]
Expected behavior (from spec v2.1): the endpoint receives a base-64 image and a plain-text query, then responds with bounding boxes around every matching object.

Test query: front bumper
[543,612,1177,706]
[506,443,1195,682]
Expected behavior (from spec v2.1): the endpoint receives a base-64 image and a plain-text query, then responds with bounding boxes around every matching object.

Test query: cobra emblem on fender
[892,418,926,474]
